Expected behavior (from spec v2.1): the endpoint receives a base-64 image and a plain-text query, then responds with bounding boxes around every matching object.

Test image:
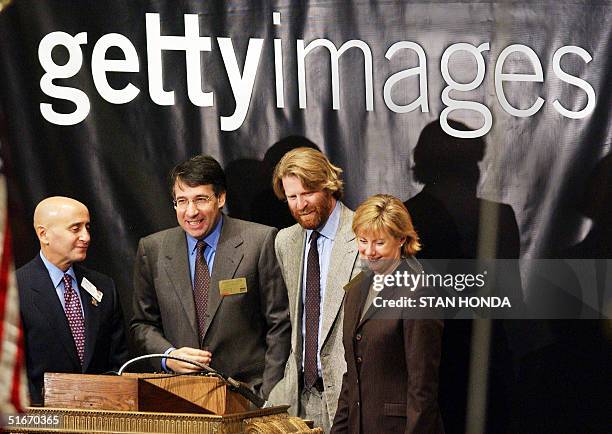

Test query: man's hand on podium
[167,347,212,372]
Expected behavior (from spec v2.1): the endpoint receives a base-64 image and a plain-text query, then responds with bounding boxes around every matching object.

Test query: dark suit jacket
[130,215,291,398]
[332,259,444,434]
[16,256,128,405]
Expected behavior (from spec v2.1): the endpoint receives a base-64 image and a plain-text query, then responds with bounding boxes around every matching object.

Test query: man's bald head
[34,196,88,228]
[34,196,91,271]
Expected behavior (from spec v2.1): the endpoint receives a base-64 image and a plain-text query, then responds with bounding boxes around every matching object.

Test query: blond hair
[272,147,344,199]
[352,194,421,257]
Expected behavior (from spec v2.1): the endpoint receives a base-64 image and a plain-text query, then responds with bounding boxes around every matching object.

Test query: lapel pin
[91,297,98,307]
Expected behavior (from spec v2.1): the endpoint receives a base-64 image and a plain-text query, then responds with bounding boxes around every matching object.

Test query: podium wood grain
[134,374,251,414]
[43,373,139,411]
[43,373,250,414]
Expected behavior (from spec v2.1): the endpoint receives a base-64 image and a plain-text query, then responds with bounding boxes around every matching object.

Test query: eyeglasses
[173,195,215,210]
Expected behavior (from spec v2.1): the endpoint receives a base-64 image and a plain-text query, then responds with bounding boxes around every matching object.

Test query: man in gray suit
[268,147,359,432]
[131,155,290,398]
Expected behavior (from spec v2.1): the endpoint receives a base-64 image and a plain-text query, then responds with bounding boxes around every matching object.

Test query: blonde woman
[331,194,444,434]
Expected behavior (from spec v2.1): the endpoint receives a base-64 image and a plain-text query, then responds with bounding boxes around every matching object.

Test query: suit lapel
[75,266,100,371]
[344,271,371,334]
[320,203,357,347]
[357,258,422,328]
[357,284,390,329]
[358,282,403,328]
[206,216,243,339]
[162,228,199,339]
[358,302,377,329]
[287,228,306,366]
[28,257,81,368]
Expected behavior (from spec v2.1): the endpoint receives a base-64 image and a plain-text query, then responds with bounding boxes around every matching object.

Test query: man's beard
[292,199,333,230]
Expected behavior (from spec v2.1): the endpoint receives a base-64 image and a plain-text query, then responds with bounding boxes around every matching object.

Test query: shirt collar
[39,251,77,288]
[306,200,341,242]
[187,214,224,254]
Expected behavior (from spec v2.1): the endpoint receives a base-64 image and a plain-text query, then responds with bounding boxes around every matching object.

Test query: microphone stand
[117,354,268,408]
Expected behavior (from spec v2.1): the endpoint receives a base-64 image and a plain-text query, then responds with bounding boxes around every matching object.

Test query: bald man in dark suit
[16,196,127,404]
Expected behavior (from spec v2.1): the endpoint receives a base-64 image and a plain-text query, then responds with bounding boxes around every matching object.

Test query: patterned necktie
[193,240,211,345]
[62,274,85,364]
[304,231,321,389]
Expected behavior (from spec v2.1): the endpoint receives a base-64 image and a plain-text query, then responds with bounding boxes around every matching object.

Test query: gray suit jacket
[268,202,359,425]
[130,215,291,398]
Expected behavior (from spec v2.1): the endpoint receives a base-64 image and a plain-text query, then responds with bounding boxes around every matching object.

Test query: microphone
[117,354,268,408]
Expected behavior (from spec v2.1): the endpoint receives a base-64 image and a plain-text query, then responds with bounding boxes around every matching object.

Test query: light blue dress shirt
[39,251,84,316]
[301,201,341,376]
[163,215,223,371]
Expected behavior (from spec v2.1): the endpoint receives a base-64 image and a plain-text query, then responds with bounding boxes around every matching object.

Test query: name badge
[81,277,103,302]
[219,277,247,296]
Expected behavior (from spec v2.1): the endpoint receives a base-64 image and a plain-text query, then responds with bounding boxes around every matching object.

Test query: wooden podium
[6,373,322,433]
[43,372,252,415]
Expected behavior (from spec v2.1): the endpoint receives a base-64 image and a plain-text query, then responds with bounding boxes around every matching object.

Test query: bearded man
[267,147,359,433]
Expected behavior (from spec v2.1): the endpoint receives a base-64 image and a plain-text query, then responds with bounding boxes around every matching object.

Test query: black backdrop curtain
[1,1,610,432]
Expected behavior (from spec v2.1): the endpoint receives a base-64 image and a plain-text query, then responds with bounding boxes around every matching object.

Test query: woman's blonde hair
[352,194,421,257]
[272,147,344,199]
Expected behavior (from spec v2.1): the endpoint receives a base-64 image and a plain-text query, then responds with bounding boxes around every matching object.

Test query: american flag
[0,0,29,405]
[0,172,28,412]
